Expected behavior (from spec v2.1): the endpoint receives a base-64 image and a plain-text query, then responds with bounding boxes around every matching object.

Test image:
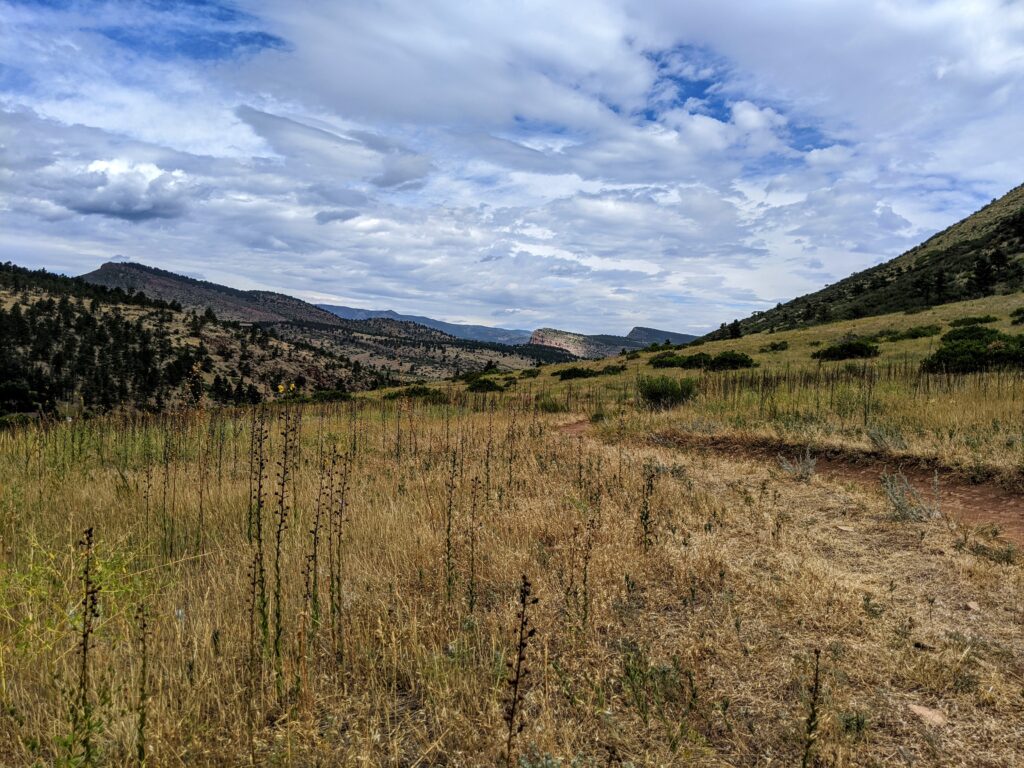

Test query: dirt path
[557,419,1024,546]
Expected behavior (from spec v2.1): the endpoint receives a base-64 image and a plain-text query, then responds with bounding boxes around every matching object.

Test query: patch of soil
[655,429,1024,547]
[555,420,1024,546]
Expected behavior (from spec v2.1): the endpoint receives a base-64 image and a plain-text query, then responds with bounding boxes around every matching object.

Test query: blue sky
[1,0,1022,333]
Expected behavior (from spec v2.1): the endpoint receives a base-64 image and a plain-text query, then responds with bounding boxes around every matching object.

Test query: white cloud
[0,0,1022,333]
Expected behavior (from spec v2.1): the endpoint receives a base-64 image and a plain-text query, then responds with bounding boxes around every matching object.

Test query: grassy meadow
[1,292,1024,766]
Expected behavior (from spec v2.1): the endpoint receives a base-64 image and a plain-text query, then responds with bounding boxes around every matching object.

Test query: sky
[1,1,1023,334]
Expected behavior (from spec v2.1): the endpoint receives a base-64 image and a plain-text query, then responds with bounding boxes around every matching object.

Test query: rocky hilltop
[529,328,642,358]
[626,326,698,345]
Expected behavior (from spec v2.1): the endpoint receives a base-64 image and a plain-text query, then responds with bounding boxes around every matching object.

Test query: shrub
[650,351,754,370]
[949,315,998,327]
[921,327,1024,373]
[811,340,880,361]
[650,352,707,369]
[555,366,600,381]
[941,325,1002,344]
[467,378,504,393]
[384,384,449,404]
[519,368,541,378]
[306,389,352,403]
[880,471,939,521]
[760,340,789,353]
[637,376,697,409]
[778,447,816,481]
[1011,307,1024,326]
[555,364,625,381]
[874,325,942,342]
[706,351,756,370]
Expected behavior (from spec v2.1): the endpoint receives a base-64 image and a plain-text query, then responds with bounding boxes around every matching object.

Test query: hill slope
[318,304,532,345]
[79,261,569,380]
[82,262,345,325]
[724,183,1024,337]
[0,262,383,416]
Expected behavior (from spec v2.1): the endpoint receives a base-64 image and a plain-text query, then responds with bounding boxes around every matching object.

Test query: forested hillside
[0,263,382,417]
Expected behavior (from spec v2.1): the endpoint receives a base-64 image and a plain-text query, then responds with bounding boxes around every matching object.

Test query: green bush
[467,378,504,393]
[650,350,755,370]
[1010,307,1024,326]
[759,340,789,352]
[555,366,600,381]
[306,389,352,403]
[637,376,697,409]
[555,364,626,381]
[519,367,541,378]
[706,351,756,370]
[941,325,1001,344]
[811,339,880,361]
[921,328,1024,373]
[383,385,449,405]
[650,351,707,369]
[949,315,998,327]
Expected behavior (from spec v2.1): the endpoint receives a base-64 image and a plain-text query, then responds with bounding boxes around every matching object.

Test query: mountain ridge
[720,182,1024,337]
[318,304,532,345]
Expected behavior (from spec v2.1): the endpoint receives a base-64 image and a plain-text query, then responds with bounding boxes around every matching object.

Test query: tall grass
[0,386,1021,764]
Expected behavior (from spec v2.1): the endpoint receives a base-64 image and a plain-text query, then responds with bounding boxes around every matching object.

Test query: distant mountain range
[319,304,697,354]
[318,304,533,345]
[81,261,697,362]
[79,261,573,379]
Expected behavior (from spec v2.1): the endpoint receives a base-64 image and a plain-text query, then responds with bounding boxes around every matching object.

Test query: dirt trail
[557,419,1024,546]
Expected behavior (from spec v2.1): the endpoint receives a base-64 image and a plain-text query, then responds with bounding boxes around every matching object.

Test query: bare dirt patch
[657,429,1024,547]
[558,419,1024,546]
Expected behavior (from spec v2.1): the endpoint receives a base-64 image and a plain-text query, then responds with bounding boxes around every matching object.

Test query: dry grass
[1,390,1023,766]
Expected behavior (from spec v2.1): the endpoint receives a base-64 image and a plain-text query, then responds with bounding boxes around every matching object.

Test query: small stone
[909,704,947,727]
[965,601,980,612]
[836,525,855,532]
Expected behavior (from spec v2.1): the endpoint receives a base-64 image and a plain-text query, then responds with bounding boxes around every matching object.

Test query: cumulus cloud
[0,0,1022,332]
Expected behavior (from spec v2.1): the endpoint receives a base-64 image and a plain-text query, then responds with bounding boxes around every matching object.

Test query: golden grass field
[1,292,1024,766]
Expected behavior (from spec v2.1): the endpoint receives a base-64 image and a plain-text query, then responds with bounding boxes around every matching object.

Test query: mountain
[79,261,569,380]
[0,261,386,416]
[82,261,345,326]
[318,304,533,344]
[528,328,643,358]
[626,326,698,345]
[723,182,1024,337]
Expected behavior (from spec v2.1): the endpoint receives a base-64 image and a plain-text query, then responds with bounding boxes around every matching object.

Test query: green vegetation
[811,339,881,361]
[555,364,626,381]
[949,315,999,327]
[383,384,450,405]
[467,377,505,393]
[637,375,697,409]
[717,183,1024,336]
[650,350,756,371]
[871,324,942,342]
[921,326,1024,373]
[759,340,789,353]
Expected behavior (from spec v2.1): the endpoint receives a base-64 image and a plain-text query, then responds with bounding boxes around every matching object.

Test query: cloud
[0,0,1022,333]
[314,209,359,225]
